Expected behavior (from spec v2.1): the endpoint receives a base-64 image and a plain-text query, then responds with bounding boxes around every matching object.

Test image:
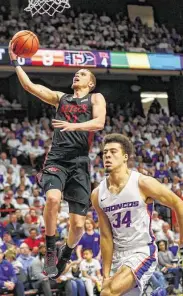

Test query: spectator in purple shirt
[133,135,144,148]
[0,249,24,296]
[76,218,101,261]
[154,164,169,179]
[28,169,37,185]
[1,232,17,252]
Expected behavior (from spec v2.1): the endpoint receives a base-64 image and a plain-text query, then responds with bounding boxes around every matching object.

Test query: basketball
[11,30,39,58]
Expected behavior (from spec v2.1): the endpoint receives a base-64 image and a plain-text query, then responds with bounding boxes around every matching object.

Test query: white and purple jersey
[98,170,158,295]
[98,171,156,251]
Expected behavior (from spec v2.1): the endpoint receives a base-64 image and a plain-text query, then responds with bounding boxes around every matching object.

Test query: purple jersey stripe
[147,203,153,214]
[135,243,156,280]
[147,203,155,243]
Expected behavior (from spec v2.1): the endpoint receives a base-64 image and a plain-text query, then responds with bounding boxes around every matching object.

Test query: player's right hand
[8,40,17,61]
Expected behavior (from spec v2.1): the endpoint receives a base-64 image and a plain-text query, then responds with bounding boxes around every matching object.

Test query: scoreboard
[0,47,182,70]
[14,50,110,68]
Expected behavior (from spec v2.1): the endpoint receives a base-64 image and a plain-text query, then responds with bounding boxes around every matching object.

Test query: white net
[25,0,70,16]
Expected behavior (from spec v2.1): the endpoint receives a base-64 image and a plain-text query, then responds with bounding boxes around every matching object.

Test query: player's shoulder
[91,180,105,198]
[55,91,65,102]
[91,186,99,200]
[91,186,100,207]
[139,174,163,193]
[139,174,152,188]
[91,92,105,98]
[91,180,107,210]
[91,92,106,103]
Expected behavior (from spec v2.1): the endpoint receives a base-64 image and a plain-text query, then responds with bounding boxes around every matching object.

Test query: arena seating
[0,93,183,295]
[0,8,183,53]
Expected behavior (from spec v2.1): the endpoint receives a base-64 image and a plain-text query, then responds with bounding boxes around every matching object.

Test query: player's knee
[73,222,85,232]
[46,194,60,207]
[100,288,110,296]
[71,220,85,233]
[101,283,117,296]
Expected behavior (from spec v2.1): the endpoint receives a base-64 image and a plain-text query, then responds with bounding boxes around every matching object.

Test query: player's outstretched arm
[52,93,106,132]
[8,41,63,108]
[139,175,183,246]
[91,188,113,279]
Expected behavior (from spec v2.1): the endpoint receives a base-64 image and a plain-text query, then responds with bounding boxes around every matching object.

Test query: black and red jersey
[47,93,94,162]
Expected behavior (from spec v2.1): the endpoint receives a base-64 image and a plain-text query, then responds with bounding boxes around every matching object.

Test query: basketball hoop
[25,0,70,16]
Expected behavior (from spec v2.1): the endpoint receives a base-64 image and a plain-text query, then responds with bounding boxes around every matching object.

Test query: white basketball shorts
[111,244,158,296]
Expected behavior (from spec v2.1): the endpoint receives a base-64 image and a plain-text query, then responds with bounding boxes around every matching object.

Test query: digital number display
[0,47,182,71]
[16,49,111,68]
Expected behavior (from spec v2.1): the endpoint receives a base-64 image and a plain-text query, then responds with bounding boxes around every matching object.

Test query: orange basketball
[12,30,39,58]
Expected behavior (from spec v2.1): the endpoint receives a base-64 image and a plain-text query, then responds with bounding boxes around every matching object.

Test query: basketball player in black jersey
[9,41,106,279]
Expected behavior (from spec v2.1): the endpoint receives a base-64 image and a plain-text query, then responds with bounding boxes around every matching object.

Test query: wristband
[12,60,19,67]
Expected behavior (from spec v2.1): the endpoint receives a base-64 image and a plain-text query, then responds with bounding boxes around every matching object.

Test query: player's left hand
[8,40,17,61]
[52,119,78,132]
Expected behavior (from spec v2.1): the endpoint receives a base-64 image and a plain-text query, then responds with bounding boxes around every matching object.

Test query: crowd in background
[0,6,183,53]
[0,93,22,110]
[0,93,183,295]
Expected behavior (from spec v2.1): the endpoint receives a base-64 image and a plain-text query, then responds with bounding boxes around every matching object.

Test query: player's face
[103,143,128,173]
[72,69,94,90]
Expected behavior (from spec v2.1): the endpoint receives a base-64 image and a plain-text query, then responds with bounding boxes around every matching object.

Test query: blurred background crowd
[0,95,183,295]
[0,6,183,53]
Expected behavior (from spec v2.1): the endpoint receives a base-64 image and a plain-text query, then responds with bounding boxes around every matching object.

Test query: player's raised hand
[8,40,17,61]
[52,119,77,132]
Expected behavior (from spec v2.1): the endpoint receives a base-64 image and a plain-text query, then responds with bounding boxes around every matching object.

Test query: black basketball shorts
[37,156,91,216]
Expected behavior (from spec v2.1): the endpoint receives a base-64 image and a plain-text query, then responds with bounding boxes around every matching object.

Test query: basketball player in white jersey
[91,133,183,296]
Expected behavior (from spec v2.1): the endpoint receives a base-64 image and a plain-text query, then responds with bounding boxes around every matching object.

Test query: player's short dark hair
[87,70,96,92]
[103,133,133,157]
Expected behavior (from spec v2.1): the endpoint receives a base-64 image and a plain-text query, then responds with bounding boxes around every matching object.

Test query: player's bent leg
[67,201,88,248]
[101,266,136,296]
[67,213,86,247]
[44,189,62,236]
[43,188,62,277]
[51,202,87,280]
